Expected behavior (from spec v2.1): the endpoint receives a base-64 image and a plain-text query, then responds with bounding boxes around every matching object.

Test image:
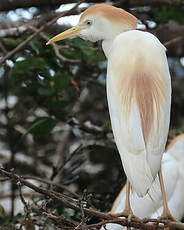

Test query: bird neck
[102,39,114,58]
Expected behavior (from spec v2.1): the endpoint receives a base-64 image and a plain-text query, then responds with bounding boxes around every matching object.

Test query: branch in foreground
[1,168,184,229]
[0,174,80,198]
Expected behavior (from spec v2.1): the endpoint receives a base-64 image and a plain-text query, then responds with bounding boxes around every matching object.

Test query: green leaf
[94,51,106,62]
[61,48,82,60]
[68,38,92,49]
[38,87,55,96]
[3,38,22,47]
[10,57,49,83]
[46,98,68,109]
[0,205,5,219]
[54,72,70,92]
[29,38,42,55]
[26,117,58,136]
[10,213,23,224]
[153,7,184,24]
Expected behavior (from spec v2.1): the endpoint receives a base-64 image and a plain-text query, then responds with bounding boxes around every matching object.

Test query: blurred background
[0,0,184,229]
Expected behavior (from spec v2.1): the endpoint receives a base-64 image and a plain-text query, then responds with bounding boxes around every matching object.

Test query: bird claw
[157,213,175,222]
[110,209,132,218]
[110,210,140,222]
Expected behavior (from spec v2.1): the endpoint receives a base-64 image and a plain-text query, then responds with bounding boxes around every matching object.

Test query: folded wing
[107,30,171,196]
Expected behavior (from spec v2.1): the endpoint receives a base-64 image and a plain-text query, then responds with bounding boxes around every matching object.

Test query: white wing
[111,154,178,216]
[107,30,171,196]
[151,177,184,220]
[156,134,184,220]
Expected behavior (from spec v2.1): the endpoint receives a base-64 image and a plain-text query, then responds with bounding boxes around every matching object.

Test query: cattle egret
[100,134,184,229]
[47,4,172,219]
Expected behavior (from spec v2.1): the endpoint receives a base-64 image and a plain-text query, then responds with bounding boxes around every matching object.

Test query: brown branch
[0,0,182,11]
[0,192,38,199]
[0,25,28,38]
[29,25,80,63]
[164,35,184,48]
[0,8,86,38]
[0,1,84,65]
[24,175,80,198]
[0,0,71,11]
[36,199,78,227]
[1,167,184,229]
[0,175,79,198]
[1,4,184,57]
[18,181,31,213]
[115,0,179,8]
[0,168,111,219]
[0,40,7,54]
[42,212,77,227]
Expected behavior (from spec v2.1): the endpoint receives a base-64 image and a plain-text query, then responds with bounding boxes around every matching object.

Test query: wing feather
[100,153,179,230]
[107,30,171,196]
[110,154,178,217]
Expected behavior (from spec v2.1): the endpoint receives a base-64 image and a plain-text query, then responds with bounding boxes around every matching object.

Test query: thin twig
[0,40,7,54]
[0,174,79,198]
[29,25,80,63]
[164,36,184,47]
[18,181,30,212]
[0,192,38,199]
[0,167,109,219]
[0,0,84,65]
[1,168,184,229]
[43,212,77,227]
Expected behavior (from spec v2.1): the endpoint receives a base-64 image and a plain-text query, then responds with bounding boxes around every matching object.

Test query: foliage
[153,7,184,24]
[0,1,184,229]
[0,20,117,230]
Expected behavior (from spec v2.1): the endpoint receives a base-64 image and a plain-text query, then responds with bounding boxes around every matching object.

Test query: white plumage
[100,134,184,229]
[106,30,171,196]
[47,3,172,218]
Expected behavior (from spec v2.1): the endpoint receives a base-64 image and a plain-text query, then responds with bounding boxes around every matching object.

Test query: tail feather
[121,152,154,197]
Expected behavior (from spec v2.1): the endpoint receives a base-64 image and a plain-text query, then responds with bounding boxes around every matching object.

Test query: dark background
[0,0,184,229]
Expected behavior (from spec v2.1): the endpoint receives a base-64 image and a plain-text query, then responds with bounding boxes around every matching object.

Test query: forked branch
[0,167,184,229]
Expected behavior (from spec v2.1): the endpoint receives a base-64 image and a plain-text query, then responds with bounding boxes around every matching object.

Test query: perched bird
[48,4,172,218]
[100,134,184,229]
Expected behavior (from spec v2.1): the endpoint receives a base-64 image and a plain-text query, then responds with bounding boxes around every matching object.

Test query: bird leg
[112,180,133,217]
[111,180,141,230]
[124,180,133,216]
[109,180,141,230]
[158,169,175,221]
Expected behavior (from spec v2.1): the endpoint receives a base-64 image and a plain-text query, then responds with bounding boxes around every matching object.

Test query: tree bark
[0,0,183,11]
[1,167,184,230]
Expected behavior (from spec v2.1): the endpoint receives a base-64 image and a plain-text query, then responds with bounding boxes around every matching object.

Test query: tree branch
[0,0,183,11]
[29,25,80,63]
[1,167,184,229]
[0,174,80,198]
[0,7,86,38]
[0,1,84,65]
[1,18,184,57]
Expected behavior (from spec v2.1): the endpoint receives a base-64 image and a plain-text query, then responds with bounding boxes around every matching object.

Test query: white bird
[100,134,184,230]
[47,4,172,219]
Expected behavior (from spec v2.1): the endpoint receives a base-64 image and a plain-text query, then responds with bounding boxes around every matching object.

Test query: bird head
[47,4,138,44]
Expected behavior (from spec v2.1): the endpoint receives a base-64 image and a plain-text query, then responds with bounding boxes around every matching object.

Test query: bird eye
[86,20,92,26]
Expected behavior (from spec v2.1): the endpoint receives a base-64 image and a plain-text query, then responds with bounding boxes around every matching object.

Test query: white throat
[102,39,114,58]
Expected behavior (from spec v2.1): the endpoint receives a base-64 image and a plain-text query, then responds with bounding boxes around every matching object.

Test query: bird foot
[110,210,140,222]
[111,209,132,217]
[157,212,175,222]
